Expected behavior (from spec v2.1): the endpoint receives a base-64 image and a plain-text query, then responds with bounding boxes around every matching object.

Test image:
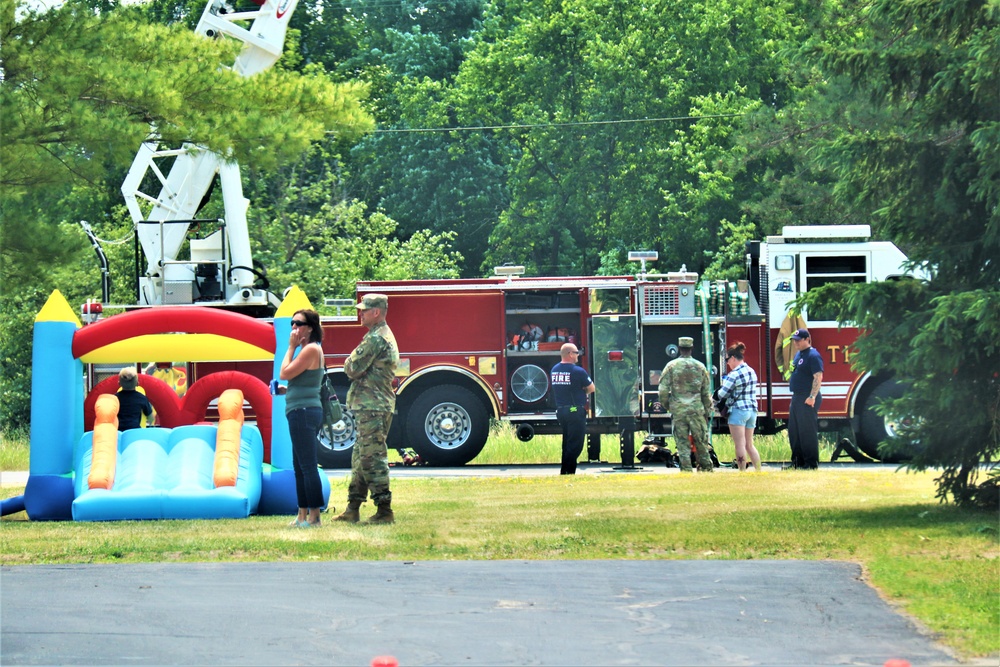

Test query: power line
[361,113,746,134]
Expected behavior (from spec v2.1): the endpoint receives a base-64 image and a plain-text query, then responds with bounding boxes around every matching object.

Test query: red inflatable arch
[181,371,272,461]
[84,372,273,462]
[84,375,182,430]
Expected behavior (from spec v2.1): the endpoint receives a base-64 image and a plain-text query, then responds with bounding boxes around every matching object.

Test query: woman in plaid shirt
[717,342,761,471]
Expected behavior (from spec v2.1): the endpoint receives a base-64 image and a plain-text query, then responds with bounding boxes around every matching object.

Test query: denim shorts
[727,407,757,429]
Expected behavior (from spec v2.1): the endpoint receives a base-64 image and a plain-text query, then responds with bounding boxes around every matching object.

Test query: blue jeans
[287,407,325,510]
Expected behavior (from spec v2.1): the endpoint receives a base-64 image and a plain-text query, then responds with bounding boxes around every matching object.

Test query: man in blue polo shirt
[550,343,596,475]
[788,328,824,469]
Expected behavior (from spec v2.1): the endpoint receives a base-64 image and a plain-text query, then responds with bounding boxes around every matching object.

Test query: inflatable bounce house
[5,286,330,521]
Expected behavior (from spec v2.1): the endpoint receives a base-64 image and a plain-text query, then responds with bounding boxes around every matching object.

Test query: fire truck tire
[406,385,489,466]
[316,385,354,469]
[857,380,907,462]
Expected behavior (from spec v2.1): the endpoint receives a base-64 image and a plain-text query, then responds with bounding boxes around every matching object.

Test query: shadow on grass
[762,503,999,536]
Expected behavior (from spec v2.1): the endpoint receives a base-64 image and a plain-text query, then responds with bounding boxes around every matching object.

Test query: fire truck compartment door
[589,315,639,418]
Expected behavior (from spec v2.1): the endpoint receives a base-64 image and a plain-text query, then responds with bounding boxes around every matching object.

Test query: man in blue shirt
[550,343,596,475]
[788,328,824,469]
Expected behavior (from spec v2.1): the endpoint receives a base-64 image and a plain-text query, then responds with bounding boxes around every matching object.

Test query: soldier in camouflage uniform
[658,337,714,472]
[332,294,400,524]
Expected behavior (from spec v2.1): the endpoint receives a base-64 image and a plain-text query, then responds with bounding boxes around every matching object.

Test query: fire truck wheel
[857,380,908,462]
[316,391,354,469]
[406,385,489,466]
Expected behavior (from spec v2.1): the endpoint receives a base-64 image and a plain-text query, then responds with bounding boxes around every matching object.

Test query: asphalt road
[1,560,957,666]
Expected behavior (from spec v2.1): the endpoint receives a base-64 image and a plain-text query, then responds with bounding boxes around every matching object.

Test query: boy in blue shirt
[117,367,152,430]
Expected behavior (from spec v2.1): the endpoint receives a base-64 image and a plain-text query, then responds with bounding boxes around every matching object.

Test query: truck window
[589,288,631,314]
[803,254,869,321]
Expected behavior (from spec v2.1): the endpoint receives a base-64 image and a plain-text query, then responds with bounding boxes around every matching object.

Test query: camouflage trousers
[672,411,713,472]
[347,410,393,506]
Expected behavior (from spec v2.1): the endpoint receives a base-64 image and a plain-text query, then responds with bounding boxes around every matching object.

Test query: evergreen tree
[1,0,373,287]
[792,0,999,505]
[0,0,373,430]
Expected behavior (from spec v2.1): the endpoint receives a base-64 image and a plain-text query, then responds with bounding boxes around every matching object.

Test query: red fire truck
[204,223,910,468]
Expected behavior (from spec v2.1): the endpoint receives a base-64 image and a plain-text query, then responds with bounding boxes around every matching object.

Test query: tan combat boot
[332,501,362,523]
[365,503,394,524]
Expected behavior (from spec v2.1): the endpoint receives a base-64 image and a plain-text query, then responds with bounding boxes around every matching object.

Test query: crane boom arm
[121,0,298,310]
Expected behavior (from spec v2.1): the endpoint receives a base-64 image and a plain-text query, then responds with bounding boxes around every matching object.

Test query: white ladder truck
[117,0,299,314]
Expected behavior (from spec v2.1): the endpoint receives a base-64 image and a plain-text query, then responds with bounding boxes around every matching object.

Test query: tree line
[1,0,996,504]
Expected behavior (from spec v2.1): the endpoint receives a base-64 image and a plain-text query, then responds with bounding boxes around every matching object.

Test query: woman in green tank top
[279,309,326,527]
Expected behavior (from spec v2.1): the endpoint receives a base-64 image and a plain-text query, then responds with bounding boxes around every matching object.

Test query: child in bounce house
[116,367,152,430]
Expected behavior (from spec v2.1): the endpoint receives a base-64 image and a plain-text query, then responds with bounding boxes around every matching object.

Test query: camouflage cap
[356,293,388,310]
[678,336,694,348]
